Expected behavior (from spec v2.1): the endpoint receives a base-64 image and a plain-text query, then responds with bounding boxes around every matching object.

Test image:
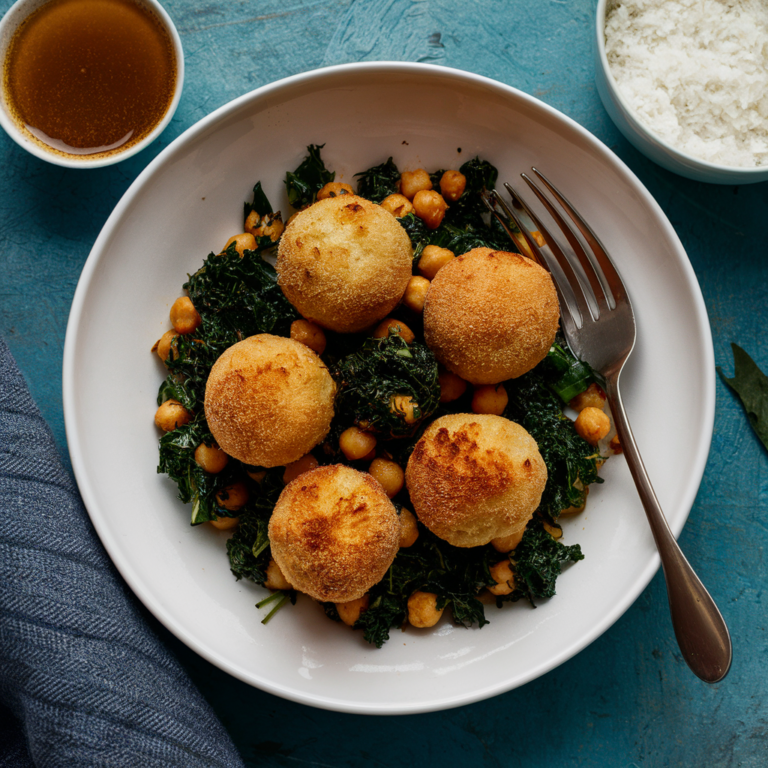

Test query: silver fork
[482,170,732,684]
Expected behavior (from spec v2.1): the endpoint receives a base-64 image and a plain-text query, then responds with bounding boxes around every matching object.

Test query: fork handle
[605,374,732,683]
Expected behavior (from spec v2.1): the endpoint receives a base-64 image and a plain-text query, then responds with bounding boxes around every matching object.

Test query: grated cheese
[605,0,768,168]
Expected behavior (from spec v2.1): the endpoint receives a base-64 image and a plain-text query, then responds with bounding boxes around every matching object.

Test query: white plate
[63,63,714,715]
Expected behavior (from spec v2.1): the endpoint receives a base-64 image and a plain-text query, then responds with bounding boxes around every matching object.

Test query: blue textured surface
[1,0,766,765]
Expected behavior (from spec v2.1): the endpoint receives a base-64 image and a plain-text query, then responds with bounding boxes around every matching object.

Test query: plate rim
[62,61,715,715]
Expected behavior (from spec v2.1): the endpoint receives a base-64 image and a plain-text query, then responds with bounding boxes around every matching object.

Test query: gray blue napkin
[0,336,245,767]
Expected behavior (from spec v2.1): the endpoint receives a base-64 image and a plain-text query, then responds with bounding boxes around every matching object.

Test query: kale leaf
[285,144,335,209]
[539,341,598,404]
[355,156,401,202]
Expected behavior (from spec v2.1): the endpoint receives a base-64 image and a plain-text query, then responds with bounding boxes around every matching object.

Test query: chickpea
[399,168,432,200]
[337,594,370,626]
[418,245,455,280]
[472,384,508,416]
[569,382,607,412]
[389,394,419,425]
[169,296,202,335]
[222,232,257,256]
[373,318,415,344]
[488,560,515,596]
[264,558,292,591]
[339,426,377,461]
[216,481,249,512]
[209,514,239,531]
[380,193,414,218]
[399,508,419,548]
[407,591,444,628]
[317,182,354,200]
[154,329,178,362]
[290,319,327,355]
[283,453,319,484]
[412,189,448,229]
[246,468,267,483]
[610,435,623,454]
[574,406,611,445]
[402,276,430,313]
[438,368,467,403]
[194,443,229,474]
[154,400,190,432]
[491,529,525,553]
[543,522,563,539]
[244,211,285,242]
[368,458,404,498]
[439,170,467,202]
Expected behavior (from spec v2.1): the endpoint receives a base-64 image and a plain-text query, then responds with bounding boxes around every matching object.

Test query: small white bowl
[595,0,768,185]
[0,0,184,168]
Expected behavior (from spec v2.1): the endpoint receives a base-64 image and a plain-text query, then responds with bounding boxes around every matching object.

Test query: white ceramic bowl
[0,0,184,168]
[595,0,768,185]
[63,62,715,714]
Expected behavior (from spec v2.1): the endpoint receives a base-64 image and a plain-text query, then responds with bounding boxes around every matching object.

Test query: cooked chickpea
[471,384,508,416]
[402,276,430,313]
[418,245,455,280]
[574,406,611,445]
[380,193,414,218]
[543,522,563,540]
[283,453,319,484]
[610,435,623,454]
[246,468,267,483]
[209,514,239,531]
[399,508,419,548]
[569,382,607,412]
[491,529,525,553]
[438,368,467,403]
[368,458,404,498]
[154,400,190,432]
[290,319,327,355]
[194,443,229,474]
[488,560,515,596]
[244,211,285,242]
[339,426,377,461]
[216,481,249,512]
[412,189,448,229]
[154,329,178,362]
[407,591,444,628]
[337,594,370,626]
[439,170,467,202]
[264,558,292,591]
[389,394,419,425]
[399,169,432,200]
[222,232,257,256]
[169,296,202,335]
[316,182,354,200]
[373,318,415,344]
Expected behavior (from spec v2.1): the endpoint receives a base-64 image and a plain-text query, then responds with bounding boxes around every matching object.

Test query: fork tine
[529,169,626,307]
[500,182,594,331]
[483,190,583,339]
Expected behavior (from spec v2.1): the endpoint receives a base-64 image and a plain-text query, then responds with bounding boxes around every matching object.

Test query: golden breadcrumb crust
[405,413,547,548]
[423,247,559,385]
[276,195,412,333]
[268,465,400,602]
[204,334,335,468]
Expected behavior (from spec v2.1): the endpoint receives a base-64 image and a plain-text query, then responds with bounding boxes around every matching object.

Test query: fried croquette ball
[204,334,335,468]
[268,465,400,603]
[276,195,412,333]
[423,248,559,385]
[405,414,547,548]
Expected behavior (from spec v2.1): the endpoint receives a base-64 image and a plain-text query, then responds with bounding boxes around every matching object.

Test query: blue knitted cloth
[0,337,245,768]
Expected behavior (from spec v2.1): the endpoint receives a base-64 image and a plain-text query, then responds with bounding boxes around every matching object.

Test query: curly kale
[330,331,440,436]
[285,144,335,209]
[355,156,401,202]
[505,372,603,517]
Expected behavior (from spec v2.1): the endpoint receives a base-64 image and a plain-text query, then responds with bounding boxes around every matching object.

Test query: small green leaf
[718,343,768,452]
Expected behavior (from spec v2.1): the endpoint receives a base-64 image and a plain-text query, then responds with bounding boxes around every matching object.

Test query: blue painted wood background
[1,0,766,765]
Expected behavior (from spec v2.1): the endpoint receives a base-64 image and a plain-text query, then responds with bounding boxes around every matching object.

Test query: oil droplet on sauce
[3,0,176,159]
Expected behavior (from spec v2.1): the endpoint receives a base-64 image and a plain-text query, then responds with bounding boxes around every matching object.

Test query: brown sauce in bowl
[3,0,176,159]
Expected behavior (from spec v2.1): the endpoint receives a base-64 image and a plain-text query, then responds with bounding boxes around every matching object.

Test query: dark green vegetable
[243,180,274,221]
[539,342,598,404]
[505,372,603,517]
[285,144,335,209]
[330,331,440,436]
[355,156,401,202]
[718,343,768,452]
